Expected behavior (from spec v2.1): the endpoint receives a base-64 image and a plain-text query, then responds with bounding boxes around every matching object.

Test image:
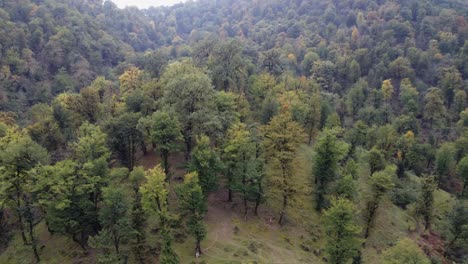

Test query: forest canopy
[0,0,467,263]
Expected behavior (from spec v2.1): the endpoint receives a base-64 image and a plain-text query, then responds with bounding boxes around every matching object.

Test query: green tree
[26,103,65,153]
[159,230,179,264]
[323,198,361,264]
[140,165,178,262]
[311,60,335,91]
[208,39,246,92]
[400,78,419,115]
[190,135,222,196]
[160,60,216,160]
[364,165,395,238]
[445,202,468,258]
[213,91,242,141]
[347,59,361,83]
[382,79,394,103]
[222,122,253,206]
[416,176,437,231]
[248,73,277,114]
[250,126,266,216]
[345,120,368,157]
[0,128,48,251]
[224,122,260,216]
[22,167,43,263]
[140,165,169,225]
[301,51,319,75]
[382,238,430,264]
[424,87,446,128]
[304,87,322,144]
[346,80,366,120]
[260,49,283,75]
[335,175,357,200]
[439,67,463,110]
[263,110,306,225]
[389,57,414,80]
[138,111,182,179]
[394,131,416,178]
[129,167,147,264]
[105,112,143,170]
[261,95,280,124]
[119,67,144,99]
[368,147,386,175]
[454,90,467,116]
[71,122,111,209]
[176,172,207,257]
[78,86,102,123]
[313,129,349,211]
[39,160,98,250]
[435,143,456,189]
[457,157,468,197]
[89,187,135,261]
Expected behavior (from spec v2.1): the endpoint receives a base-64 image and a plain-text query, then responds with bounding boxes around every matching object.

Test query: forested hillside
[0,0,467,263]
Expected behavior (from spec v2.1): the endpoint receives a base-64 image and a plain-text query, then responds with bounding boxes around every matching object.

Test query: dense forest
[0,0,467,263]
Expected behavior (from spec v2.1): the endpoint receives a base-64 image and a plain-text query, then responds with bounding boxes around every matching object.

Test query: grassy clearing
[175,212,322,264]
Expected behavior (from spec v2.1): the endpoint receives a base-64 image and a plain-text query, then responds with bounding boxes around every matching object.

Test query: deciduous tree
[382,238,430,264]
[313,129,348,211]
[457,157,468,196]
[0,128,48,250]
[89,187,135,261]
[263,110,306,225]
[364,165,395,238]
[160,60,216,160]
[323,198,361,264]
[416,176,437,230]
[190,135,222,196]
[424,87,446,128]
[176,172,207,257]
[138,111,182,179]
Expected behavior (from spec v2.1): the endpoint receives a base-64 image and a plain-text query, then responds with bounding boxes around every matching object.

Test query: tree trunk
[184,137,192,161]
[14,182,28,245]
[25,198,40,263]
[315,180,324,211]
[131,137,136,170]
[184,123,193,161]
[424,215,431,231]
[28,217,40,263]
[445,234,460,256]
[16,207,28,245]
[243,194,248,219]
[223,79,229,92]
[364,200,379,239]
[227,169,233,202]
[72,233,87,252]
[307,126,313,145]
[114,237,120,255]
[279,162,288,225]
[195,239,202,257]
[278,194,287,226]
[242,154,248,218]
[254,199,260,216]
[161,150,170,182]
[141,140,147,155]
[0,207,5,238]
[81,231,88,252]
[254,175,262,216]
